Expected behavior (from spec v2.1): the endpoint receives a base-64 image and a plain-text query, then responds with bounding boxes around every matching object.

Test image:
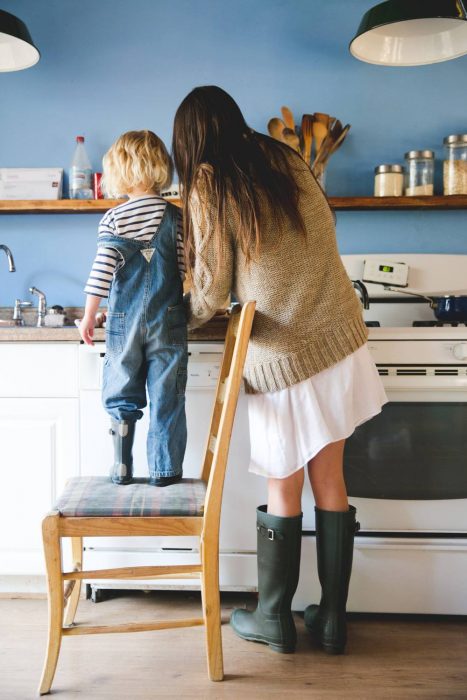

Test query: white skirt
[248,343,388,479]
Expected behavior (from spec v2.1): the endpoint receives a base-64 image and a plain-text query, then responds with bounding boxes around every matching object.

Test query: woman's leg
[307,439,348,511]
[267,468,304,517]
[230,468,304,652]
[305,438,358,654]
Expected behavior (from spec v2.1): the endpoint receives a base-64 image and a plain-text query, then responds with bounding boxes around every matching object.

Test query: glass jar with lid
[374,164,404,197]
[444,135,467,195]
[404,150,434,196]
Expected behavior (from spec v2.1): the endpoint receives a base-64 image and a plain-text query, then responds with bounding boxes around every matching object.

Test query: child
[79,130,187,487]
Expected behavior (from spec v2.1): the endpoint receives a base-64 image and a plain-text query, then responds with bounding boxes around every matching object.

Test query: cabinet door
[0,344,78,398]
[0,399,79,575]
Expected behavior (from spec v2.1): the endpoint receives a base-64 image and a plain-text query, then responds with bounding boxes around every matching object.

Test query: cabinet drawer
[0,343,78,397]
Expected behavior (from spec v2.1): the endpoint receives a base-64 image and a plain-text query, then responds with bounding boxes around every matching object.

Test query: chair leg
[64,537,83,627]
[200,538,224,681]
[39,513,64,696]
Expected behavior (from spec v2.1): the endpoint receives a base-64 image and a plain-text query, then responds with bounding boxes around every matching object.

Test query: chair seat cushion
[55,477,206,517]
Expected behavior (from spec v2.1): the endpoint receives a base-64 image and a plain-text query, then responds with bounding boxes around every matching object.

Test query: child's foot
[150,474,182,487]
[110,473,133,485]
[109,419,135,485]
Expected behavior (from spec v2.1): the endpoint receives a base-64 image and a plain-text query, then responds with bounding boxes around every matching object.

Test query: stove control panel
[363,258,409,287]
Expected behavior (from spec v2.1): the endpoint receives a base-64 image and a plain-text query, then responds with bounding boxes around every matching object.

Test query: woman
[172,86,386,655]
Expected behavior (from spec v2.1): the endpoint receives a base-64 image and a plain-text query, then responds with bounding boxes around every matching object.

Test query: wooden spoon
[312,119,329,161]
[281,106,295,131]
[301,114,314,165]
[326,123,351,158]
[313,119,343,167]
[268,117,287,142]
[282,127,300,152]
[314,123,351,168]
[312,133,333,168]
[314,112,331,129]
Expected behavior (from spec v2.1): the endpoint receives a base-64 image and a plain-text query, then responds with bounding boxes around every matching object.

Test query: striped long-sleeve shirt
[84,196,185,299]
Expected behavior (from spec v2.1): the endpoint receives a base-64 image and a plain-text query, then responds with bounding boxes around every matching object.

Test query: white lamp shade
[350,0,467,66]
[0,10,40,72]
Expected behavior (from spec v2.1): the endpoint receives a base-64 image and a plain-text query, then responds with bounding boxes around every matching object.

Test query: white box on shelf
[0,168,63,200]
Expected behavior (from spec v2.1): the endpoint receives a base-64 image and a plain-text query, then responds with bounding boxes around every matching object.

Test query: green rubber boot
[304,505,359,654]
[109,419,136,485]
[230,505,302,653]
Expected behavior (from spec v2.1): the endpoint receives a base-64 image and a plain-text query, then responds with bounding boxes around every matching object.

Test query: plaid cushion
[55,477,206,517]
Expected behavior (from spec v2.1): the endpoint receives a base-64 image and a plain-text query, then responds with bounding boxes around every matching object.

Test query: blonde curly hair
[101,130,172,197]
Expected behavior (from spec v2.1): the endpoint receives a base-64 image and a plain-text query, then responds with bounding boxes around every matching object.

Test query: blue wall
[1,0,466,306]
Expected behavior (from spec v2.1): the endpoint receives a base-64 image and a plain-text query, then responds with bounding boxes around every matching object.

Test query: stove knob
[452,343,467,361]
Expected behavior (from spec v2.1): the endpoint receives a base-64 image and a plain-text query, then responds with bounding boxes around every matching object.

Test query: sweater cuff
[183,291,217,330]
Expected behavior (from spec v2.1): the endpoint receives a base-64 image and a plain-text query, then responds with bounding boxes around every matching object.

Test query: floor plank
[1,592,466,699]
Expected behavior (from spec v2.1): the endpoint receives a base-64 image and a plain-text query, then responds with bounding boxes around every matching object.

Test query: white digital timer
[362,259,409,287]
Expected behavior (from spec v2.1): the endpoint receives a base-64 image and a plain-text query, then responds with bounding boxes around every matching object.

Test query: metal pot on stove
[384,286,467,324]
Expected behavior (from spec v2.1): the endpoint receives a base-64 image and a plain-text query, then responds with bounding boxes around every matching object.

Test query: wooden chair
[38,301,255,695]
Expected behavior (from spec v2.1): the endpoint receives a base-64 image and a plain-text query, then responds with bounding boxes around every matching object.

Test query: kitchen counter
[0,314,230,342]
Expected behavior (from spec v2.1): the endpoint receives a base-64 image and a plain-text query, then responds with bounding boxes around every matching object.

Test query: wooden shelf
[1,195,467,213]
[329,195,467,210]
[0,198,180,213]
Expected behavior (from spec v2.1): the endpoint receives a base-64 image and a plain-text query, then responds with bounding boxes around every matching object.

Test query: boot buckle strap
[257,524,283,541]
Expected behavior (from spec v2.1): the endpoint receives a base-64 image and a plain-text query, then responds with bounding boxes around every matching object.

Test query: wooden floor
[1,591,466,699]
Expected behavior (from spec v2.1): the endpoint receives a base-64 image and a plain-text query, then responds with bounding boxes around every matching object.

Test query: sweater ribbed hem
[243,315,369,394]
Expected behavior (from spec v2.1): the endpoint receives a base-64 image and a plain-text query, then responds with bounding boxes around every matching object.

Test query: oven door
[343,374,467,534]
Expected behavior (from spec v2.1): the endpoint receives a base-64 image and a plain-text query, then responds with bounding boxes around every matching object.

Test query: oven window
[344,403,467,500]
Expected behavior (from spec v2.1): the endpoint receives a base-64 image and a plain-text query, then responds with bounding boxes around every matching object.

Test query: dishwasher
[78,341,266,599]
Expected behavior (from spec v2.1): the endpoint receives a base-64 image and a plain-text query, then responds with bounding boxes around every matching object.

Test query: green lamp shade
[350,0,467,66]
[0,9,40,72]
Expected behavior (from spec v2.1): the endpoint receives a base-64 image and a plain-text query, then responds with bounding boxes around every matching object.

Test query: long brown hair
[172,86,305,269]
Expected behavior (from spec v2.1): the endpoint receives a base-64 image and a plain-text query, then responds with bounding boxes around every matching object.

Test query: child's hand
[79,315,95,346]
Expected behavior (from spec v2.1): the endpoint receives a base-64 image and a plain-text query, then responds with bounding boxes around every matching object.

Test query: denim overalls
[99,203,187,480]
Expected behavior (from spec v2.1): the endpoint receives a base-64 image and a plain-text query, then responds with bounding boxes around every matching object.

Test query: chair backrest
[200,301,256,537]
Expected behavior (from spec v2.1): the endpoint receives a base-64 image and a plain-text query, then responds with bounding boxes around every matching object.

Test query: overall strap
[147,201,177,246]
[97,233,142,263]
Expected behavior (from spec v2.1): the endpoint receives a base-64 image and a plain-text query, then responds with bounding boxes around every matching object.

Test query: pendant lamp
[350,0,467,66]
[0,8,40,72]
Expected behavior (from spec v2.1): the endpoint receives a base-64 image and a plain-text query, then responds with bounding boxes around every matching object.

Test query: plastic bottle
[69,136,93,199]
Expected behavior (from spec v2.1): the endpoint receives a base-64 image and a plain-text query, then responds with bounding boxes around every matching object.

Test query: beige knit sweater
[185,155,368,394]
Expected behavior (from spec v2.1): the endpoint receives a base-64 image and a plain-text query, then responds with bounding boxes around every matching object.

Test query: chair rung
[62,564,202,580]
[62,617,205,636]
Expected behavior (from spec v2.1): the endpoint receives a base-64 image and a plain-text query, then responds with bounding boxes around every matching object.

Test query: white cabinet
[0,344,79,581]
[0,343,78,397]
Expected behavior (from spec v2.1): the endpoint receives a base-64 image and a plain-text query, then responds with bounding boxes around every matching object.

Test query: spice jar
[444,135,467,195]
[374,164,404,197]
[404,150,434,196]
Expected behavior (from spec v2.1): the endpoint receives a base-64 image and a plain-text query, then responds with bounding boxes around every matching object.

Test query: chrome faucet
[0,244,16,272]
[29,286,47,327]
